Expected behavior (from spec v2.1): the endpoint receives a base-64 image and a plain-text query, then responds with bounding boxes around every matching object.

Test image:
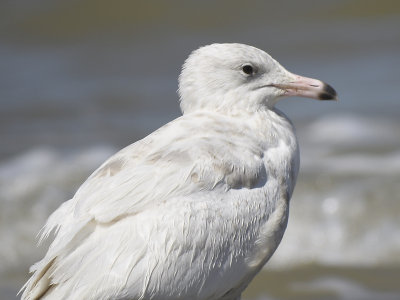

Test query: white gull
[21,43,337,300]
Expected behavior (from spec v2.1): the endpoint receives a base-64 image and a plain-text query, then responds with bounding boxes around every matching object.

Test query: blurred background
[0,0,399,299]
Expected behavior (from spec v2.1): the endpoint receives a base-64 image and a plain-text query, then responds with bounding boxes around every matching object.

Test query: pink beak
[273,74,338,101]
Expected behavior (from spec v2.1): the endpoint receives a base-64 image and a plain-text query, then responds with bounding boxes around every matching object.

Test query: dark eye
[242,64,254,75]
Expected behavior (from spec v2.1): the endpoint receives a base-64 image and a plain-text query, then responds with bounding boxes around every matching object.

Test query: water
[1,1,399,299]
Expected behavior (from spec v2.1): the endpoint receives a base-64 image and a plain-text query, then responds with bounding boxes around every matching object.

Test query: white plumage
[21,43,336,300]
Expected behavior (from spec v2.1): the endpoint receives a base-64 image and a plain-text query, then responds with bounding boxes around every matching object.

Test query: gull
[21,43,337,300]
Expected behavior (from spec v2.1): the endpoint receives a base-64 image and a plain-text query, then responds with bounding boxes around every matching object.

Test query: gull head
[178,43,337,114]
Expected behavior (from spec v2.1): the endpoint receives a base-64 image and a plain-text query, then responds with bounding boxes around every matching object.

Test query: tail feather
[20,257,55,300]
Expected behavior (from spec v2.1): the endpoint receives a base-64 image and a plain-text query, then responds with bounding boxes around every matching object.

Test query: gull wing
[21,112,268,300]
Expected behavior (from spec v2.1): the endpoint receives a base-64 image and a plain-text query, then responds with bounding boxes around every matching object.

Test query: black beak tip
[318,83,338,101]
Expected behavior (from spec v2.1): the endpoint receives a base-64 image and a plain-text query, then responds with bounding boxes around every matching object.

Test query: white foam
[301,151,400,175]
[303,114,399,149]
[298,114,400,175]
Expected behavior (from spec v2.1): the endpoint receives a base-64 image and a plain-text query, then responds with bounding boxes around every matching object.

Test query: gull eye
[242,64,255,75]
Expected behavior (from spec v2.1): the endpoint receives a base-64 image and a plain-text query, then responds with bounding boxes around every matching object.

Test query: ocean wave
[269,114,400,268]
[0,146,115,274]
[302,114,400,150]
[1,113,399,281]
[299,114,400,175]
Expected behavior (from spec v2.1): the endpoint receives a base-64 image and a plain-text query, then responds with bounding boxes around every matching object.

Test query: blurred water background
[1,0,399,299]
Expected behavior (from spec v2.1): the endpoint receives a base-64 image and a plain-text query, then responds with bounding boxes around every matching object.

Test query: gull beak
[273,73,338,101]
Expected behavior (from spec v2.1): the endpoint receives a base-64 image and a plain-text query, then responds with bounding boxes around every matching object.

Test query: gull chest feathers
[21,43,336,300]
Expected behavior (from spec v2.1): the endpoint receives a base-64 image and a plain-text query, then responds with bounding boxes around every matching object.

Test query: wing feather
[22,112,268,299]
